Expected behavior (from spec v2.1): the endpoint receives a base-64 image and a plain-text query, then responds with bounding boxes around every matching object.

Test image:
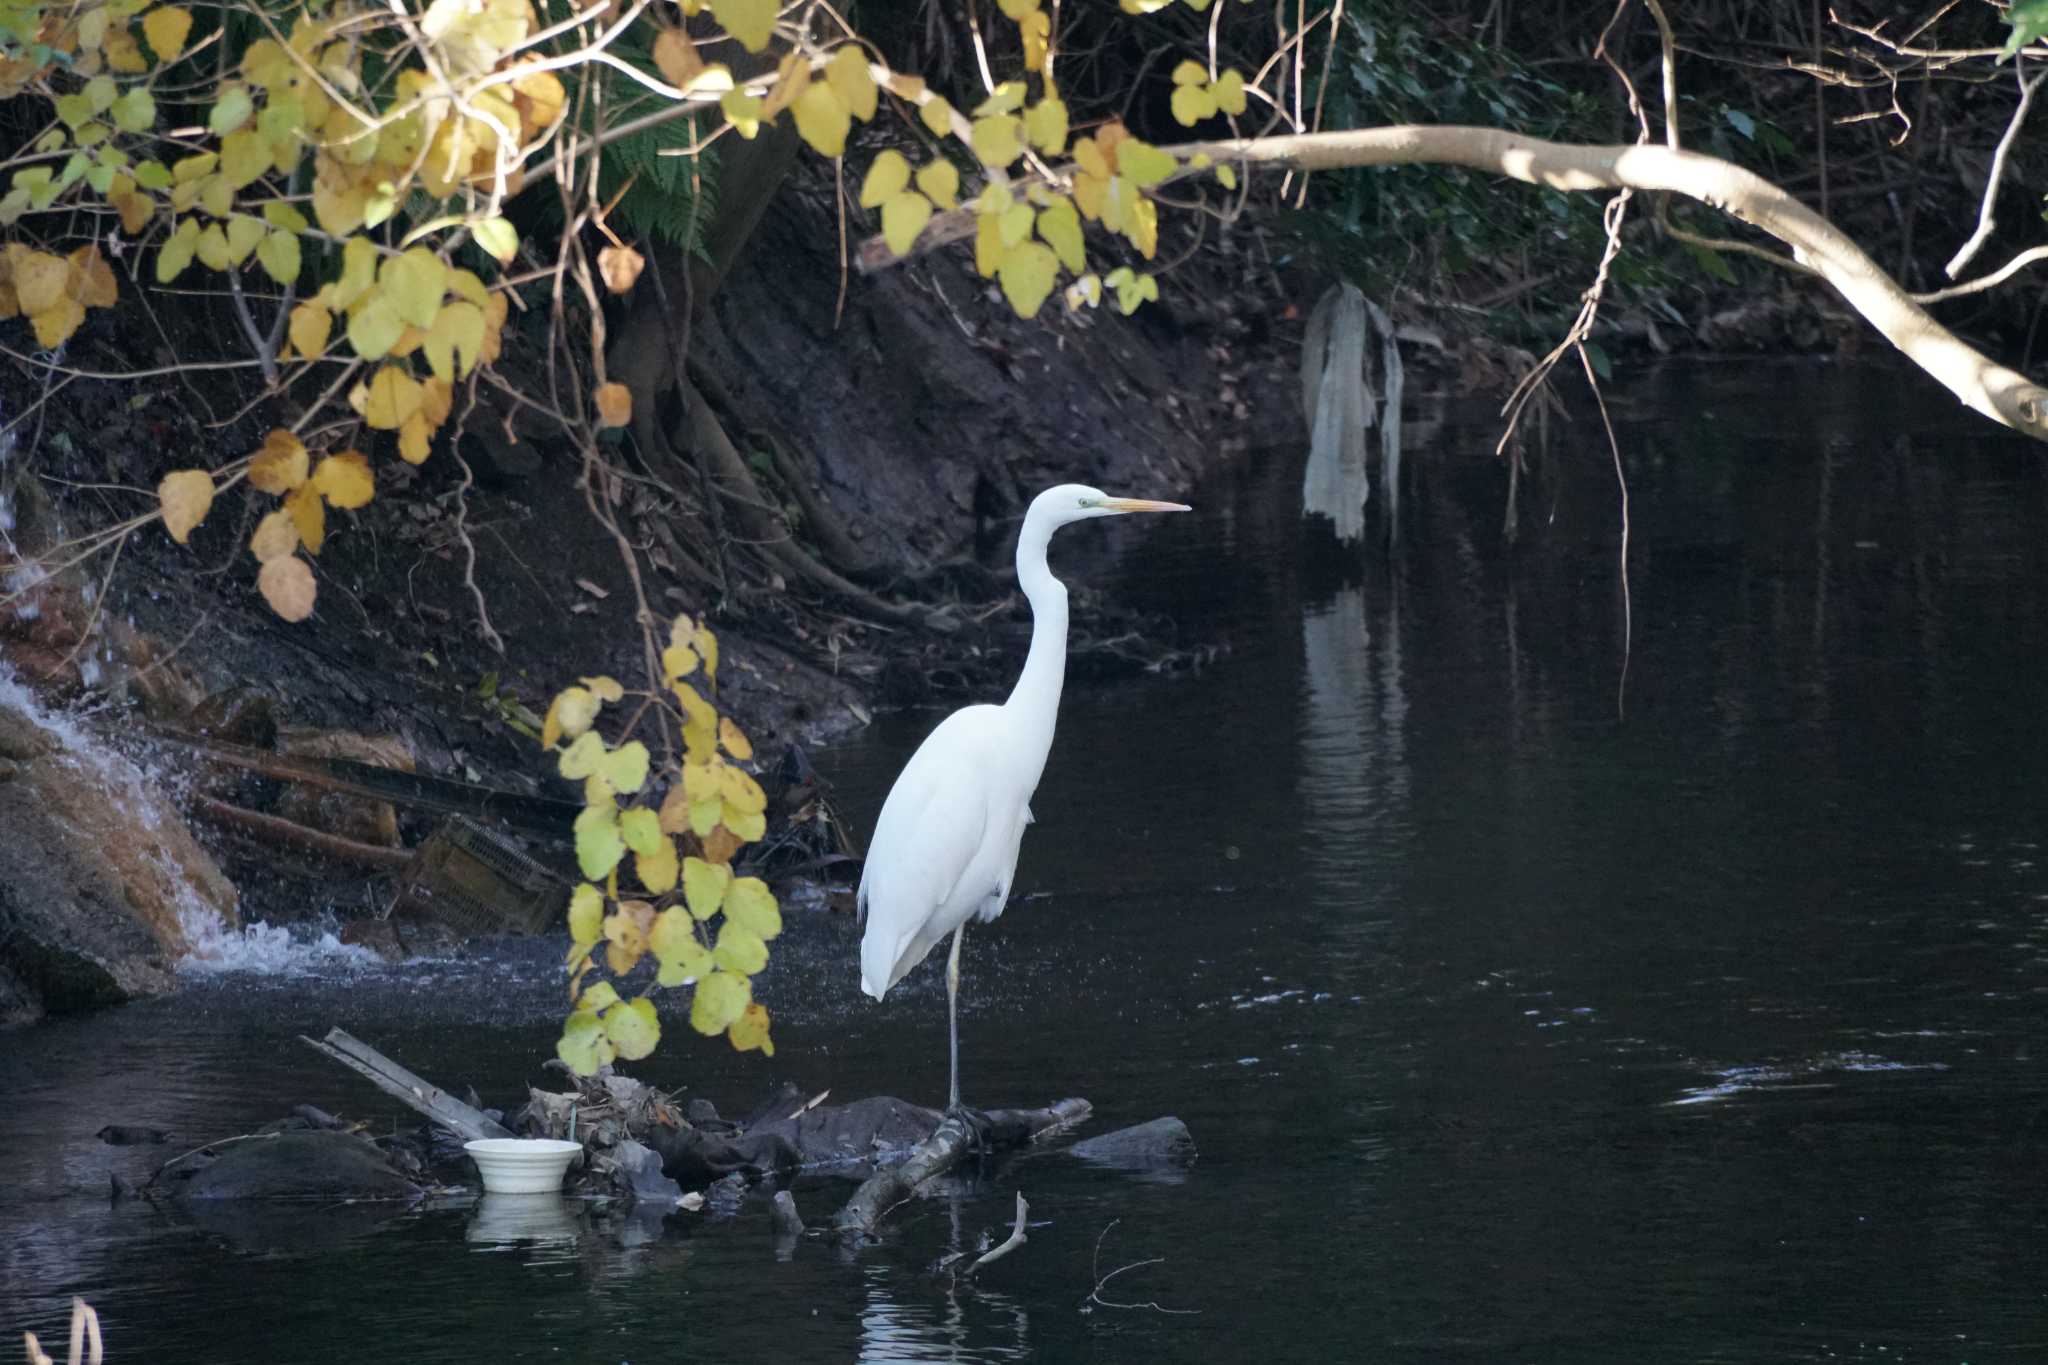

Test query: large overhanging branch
[861,125,2048,444]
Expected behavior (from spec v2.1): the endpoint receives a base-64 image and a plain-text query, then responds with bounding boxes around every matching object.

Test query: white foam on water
[173,902,380,976]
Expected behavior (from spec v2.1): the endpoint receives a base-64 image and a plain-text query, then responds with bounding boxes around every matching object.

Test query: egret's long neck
[1004,511,1068,747]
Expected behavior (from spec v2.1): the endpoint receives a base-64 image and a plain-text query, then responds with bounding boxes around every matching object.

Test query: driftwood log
[300,1027,513,1142]
[830,1099,1091,1238]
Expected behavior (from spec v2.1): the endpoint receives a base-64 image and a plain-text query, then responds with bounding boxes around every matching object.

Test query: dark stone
[97,1124,169,1145]
[610,1139,683,1208]
[156,1130,421,1201]
[1068,1117,1197,1168]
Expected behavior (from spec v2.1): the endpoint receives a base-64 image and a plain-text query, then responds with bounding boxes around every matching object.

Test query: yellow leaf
[1037,199,1085,273]
[312,451,373,509]
[718,763,766,815]
[14,252,67,314]
[971,114,1023,168]
[581,675,625,702]
[997,0,1038,16]
[219,129,268,188]
[286,481,325,554]
[919,94,954,138]
[256,230,299,285]
[157,468,213,543]
[914,159,960,209]
[720,90,763,139]
[142,6,192,61]
[66,245,117,308]
[727,1000,773,1055]
[881,191,932,258]
[999,241,1058,317]
[595,382,632,429]
[472,217,518,264]
[1170,59,1206,86]
[975,81,1028,116]
[364,364,422,430]
[793,82,850,157]
[858,149,909,209]
[719,716,753,761]
[567,882,604,946]
[248,429,308,494]
[825,44,877,121]
[347,295,404,360]
[1023,97,1068,154]
[713,920,768,974]
[712,0,775,52]
[422,301,486,381]
[1213,67,1247,116]
[723,804,766,841]
[1064,272,1101,310]
[974,209,1003,278]
[380,247,446,330]
[1170,83,1215,126]
[1216,163,1238,190]
[155,217,198,283]
[999,201,1034,247]
[689,969,750,1035]
[194,222,232,272]
[1126,195,1158,258]
[288,302,330,359]
[331,236,378,311]
[248,508,298,563]
[544,686,600,749]
[1020,8,1049,70]
[419,376,454,427]
[29,299,84,348]
[1117,138,1177,187]
[398,412,433,464]
[636,832,678,895]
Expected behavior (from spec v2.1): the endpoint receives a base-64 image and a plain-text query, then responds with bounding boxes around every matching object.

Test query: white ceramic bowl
[465,1138,582,1195]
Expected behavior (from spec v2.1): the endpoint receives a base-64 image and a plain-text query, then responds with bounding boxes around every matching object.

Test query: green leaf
[210,85,254,135]
[83,75,117,112]
[619,807,661,856]
[651,906,714,985]
[134,160,172,190]
[605,997,661,1060]
[381,247,447,329]
[1723,107,1756,140]
[1117,139,1176,188]
[558,731,606,780]
[109,89,153,134]
[998,241,1059,317]
[256,229,299,285]
[712,0,775,51]
[722,876,782,939]
[574,804,626,880]
[713,921,768,974]
[689,969,750,1034]
[1037,199,1084,273]
[262,200,308,233]
[557,1009,611,1074]
[599,740,650,794]
[1582,341,1612,381]
[568,882,604,946]
[971,114,1024,169]
[2003,0,2048,58]
[472,216,517,264]
[682,856,732,919]
[345,294,404,360]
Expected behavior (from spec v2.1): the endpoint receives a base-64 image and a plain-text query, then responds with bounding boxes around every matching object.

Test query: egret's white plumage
[857,483,1190,1107]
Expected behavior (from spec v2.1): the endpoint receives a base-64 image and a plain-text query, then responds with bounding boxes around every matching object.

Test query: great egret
[858,484,1191,1111]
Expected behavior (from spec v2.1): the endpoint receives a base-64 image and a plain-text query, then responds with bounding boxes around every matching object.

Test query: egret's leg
[946,923,966,1110]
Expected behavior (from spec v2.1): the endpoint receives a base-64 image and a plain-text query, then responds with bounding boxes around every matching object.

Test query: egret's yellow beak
[1100,497,1192,514]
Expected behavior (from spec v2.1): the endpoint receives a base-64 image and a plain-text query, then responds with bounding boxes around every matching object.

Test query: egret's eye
[1077,497,1096,508]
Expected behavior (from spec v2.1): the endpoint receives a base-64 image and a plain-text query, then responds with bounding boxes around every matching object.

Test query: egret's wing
[858,710,1000,997]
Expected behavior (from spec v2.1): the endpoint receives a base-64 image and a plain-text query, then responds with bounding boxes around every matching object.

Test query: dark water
[8,360,2048,1362]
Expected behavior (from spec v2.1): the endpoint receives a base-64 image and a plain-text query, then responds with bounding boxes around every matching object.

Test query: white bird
[858,484,1191,1111]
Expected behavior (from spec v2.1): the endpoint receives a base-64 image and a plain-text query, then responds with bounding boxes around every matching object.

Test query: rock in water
[1068,1117,1197,1168]
[0,680,238,1022]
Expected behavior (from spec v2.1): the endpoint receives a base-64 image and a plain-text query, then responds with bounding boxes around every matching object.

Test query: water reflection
[466,1193,581,1248]
[1298,583,1409,887]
